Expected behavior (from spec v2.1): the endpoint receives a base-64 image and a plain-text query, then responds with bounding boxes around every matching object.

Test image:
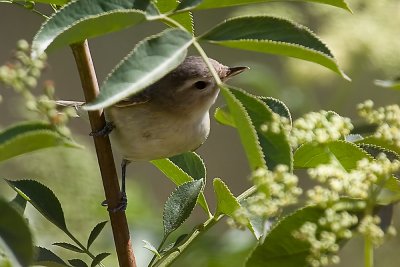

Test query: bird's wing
[114,89,151,108]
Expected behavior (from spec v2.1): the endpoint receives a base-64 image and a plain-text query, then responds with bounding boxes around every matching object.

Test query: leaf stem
[66,230,105,267]
[70,41,137,267]
[148,234,169,267]
[364,234,374,267]
[1,0,49,19]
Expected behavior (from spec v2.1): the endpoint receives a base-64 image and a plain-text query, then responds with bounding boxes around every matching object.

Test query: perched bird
[60,56,247,210]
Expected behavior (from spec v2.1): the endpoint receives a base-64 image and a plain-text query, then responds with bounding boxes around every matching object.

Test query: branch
[70,40,137,267]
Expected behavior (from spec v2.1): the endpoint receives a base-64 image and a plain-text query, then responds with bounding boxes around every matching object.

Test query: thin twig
[70,40,137,267]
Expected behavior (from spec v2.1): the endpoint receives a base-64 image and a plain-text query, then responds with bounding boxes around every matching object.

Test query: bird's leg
[90,121,115,137]
[101,159,131,212]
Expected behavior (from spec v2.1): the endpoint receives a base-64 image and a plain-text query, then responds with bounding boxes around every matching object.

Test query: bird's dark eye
[193,81,208,90]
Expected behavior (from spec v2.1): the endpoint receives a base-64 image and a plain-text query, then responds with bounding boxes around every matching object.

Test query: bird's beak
[224,66,249,81]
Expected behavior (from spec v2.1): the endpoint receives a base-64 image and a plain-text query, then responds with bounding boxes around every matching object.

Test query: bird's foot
[101,192,127,212]
[90,121,115,137]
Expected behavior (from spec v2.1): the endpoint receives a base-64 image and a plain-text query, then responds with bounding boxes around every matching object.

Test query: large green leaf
[176,0,203,11]
[201,16,349,80]
[0,198,33,267]
[84,28,193,110]
[151,157,209,214]
[230,88,292,170]
[6,179,68,232]
[196,0,351,11]
[0,121,79,162]
[163,180,203,236]
[31,0,153,57]
[220,86,265,170]
[246,206,324,267]
[294,140,372,171]
[221,87,292,170]
[169,152,206,181]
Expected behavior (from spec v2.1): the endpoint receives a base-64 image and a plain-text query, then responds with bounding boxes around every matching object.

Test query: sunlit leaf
[201,16,349,80]
[32,0,153,57]
[84,28,193,110]
[0,121,80,162]
[163,180,203,236]
[294,140,372,171]
[32,0,68,5]
[196,0,351,11]
[151,157,209,214]
[169,152,206,181]
[142,240,161,258]
[375,79,400,91]
[176,0,203,11]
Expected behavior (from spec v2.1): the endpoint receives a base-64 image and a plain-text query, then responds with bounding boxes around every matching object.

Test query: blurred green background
[1,0,400,266]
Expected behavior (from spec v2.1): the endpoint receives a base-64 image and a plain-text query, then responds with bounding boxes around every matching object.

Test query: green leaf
[220,86,265,170]
[375,79,400,91]
[9,194,27,216]
[53,242,84,253]
[0,121,79,162]
[213,178,256,236]
[32,0,68,5]
[213,178,241,216]
[357,143,400,162]
[176,0,203,11]
[169,152,206,181]
[215,96,291,128]
[246,206,324,267]
[196,0,351,11]
[90,253,110,267]
[214,106,236,127]
[142,240,161,258]
[294,140,372,171]
[153,0,194,33]
[151,158,209,214]
[83,28,193,110]
[229,87,293,170]
[6,179,67,231]
[356,136,400,156]
[201,16,349,80]
[68,259,88,267]
[34,247,68,267]
[87,221,108,249]
[163,180,203,236]
[31,0,152,57]
[260,97,292,126]
[0,198,34,267]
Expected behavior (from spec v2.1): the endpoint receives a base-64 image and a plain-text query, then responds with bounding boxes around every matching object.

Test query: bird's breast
[106,106,210,161]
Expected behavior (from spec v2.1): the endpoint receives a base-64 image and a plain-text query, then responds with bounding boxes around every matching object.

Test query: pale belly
[106,106,210,161]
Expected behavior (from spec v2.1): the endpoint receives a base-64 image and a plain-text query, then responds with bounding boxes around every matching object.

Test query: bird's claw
[90,121,115,137]
[101,192,127,212]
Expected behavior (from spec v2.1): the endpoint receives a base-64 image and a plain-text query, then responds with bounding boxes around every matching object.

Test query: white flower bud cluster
[229,165,302,229]
[295,154,400,266]
[358,100,400,147]
[289,111,353,147]
[358,215,385,247]
[0,40,75,137]
[260,113,291,135]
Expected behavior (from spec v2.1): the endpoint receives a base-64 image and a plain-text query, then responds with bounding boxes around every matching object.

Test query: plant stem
[364,235,374,267]
[70,41,137,267]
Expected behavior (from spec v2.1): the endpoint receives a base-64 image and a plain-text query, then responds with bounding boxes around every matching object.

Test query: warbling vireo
[61,56,247,210]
